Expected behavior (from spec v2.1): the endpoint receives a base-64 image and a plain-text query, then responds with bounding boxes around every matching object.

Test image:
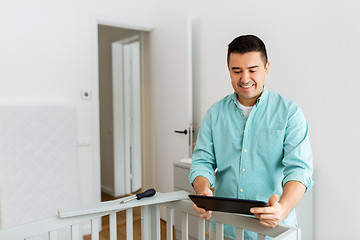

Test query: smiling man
[189,35,313,240]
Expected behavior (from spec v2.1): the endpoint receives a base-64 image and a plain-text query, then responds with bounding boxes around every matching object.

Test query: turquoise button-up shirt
[189,87,313,239]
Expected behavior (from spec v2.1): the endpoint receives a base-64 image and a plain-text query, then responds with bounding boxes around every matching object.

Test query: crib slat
[150,204,161,240]
[91,218,99,240]
[297,228,302,240]
[109,212,117,240]
[166,207,173,240]
[257,233,266,240]
[71,224,80,240]
[49,230,57,240]
[197,218,205,240]
[141,205,151,240]
[236,227,244,240]
[216,222,224,240]
[181,212,188,240]
[126,208,133,240]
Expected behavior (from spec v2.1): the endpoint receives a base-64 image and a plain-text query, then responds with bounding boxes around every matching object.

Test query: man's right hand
[192,176,213,220]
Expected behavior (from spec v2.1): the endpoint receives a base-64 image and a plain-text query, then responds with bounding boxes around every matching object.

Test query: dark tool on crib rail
[120,188,156,204]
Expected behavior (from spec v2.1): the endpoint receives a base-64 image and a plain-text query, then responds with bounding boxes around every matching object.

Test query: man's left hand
[250,194,287,228]
[250,181,306,228]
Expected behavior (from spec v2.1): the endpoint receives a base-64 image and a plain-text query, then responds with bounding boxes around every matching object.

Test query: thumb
[268,194,279,207]
[203,188,213,197]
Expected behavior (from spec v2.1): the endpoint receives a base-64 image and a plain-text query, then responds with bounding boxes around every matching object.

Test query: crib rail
[0,191,300,240]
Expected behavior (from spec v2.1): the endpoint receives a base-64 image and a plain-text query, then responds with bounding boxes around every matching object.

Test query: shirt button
[240,188,244,192]
[244,149,247,153]
[241,113,244,116]
[242,168,246,172]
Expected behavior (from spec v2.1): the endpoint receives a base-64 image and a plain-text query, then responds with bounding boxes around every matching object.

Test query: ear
[264,61,270,76]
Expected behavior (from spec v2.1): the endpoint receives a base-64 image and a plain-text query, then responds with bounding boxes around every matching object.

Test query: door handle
[174,129,188,135]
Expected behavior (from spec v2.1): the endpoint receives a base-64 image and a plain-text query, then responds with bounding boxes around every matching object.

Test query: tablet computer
[188,194,267,215]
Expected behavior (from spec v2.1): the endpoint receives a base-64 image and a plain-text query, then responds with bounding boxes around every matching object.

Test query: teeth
[241,85,253,89]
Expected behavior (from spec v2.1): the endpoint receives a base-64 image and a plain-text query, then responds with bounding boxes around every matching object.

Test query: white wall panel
[0,0,155,207]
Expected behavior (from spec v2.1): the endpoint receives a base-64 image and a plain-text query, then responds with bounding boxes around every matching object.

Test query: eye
[249,70,256,73]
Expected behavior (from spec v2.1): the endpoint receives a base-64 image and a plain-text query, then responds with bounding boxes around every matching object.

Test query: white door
[123,40,142,193]
[150,17,193,193]
[112,36,142,196]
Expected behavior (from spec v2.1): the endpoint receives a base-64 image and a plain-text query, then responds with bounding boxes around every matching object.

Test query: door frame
[91,15,153,203]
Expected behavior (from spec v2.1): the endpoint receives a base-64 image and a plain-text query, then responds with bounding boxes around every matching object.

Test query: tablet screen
[189,194,267,215]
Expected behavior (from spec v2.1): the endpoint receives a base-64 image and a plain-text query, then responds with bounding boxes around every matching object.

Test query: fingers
[201,188,214,197]
[192,204,212,220]
[253,212,281,228]
[256,213,282,222]
[200,210,212,220]
[260,216,282,228]
[192,188,213,220]
[267,194,279,206]
[192,203,203,213]
[251,201,283,229]
[250,204,278,214]
[250,194,279,214]
[259,220,277,228]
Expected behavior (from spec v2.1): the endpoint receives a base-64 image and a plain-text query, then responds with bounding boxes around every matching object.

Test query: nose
[240,71,250,84]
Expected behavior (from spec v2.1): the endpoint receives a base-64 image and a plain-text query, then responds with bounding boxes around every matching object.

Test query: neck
[237,97,257,107]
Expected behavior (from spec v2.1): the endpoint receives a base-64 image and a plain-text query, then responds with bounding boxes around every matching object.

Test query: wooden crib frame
[0,191,300,240]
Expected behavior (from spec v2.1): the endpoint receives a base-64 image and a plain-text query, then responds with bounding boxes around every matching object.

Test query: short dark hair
[227,35,268,66]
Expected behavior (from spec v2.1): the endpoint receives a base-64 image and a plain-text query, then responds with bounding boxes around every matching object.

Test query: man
[189,35,313,240]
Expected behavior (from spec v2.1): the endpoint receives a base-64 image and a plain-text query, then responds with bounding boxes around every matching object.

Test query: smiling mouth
[240,84,254,89]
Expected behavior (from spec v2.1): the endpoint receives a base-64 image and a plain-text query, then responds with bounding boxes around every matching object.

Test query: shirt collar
[256,86,269,106]
[231,86,269,107]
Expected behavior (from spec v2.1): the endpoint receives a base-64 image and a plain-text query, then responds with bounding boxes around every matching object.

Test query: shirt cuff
[189,170,216,189]
[282,170,314,193]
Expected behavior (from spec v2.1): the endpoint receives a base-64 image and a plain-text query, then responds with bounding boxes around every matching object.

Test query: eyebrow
[231,65,259,70]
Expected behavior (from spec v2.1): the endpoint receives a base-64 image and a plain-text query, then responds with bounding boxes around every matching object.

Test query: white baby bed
[0,191,300,240]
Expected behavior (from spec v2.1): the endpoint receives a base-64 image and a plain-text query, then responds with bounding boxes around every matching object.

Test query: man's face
[228,52,270,106]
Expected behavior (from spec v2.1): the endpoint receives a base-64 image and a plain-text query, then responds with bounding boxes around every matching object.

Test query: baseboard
[101,185,114,196]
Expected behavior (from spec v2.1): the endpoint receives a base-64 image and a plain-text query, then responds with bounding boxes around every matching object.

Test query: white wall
[154,0,360,239]
[0,0,156,205]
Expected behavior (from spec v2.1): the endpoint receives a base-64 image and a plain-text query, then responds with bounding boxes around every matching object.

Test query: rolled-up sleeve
[282,105,314,192]
[189,109,217,189]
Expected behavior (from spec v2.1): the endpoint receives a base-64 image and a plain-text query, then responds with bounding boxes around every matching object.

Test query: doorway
[98,25,144,198]
[93,17,194,207]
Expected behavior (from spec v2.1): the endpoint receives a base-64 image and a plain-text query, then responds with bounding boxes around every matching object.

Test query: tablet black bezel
[188,194,267,215]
